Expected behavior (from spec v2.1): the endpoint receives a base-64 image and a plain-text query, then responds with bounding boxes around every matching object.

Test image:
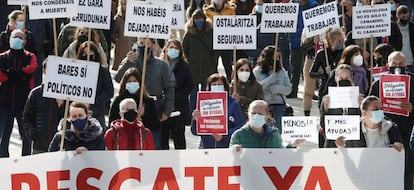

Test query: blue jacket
[191,95,245,148]
[290,0,319,48]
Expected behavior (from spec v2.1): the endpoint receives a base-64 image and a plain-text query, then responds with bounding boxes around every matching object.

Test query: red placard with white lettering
[372,66,388,81]
[196,91,228,135]
[380,74,411,116]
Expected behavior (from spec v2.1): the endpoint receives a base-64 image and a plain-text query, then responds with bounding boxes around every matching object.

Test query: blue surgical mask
[194,20,204,28]
[390,4,396,12]
[138,46,146,56]
[249,114,266,128]
[167,48,180,60]
[125,82,140,94]
[10,37,23,50]
[210,85,225,92]
[369,110,384,124]
[71,117,88,131]
[256,5,263,14]
[15,21,24,30]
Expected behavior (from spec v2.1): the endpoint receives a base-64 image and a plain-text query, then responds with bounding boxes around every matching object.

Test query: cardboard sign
[302,2,340,37]
[151,0,185,29]
[260,3,299,33]
[325,115,360,140]
[352,4,391,39]
[281,116,318,142]
[69,0,111,29]
[8,0,28,5]
[380,74,411,116]
[213,15,257,50]
[372,66,388,81]
[124,1,173,39]
[328,86,360,108]
[28,0,78,19]
[196,91,228,135]
[42,56,99,104]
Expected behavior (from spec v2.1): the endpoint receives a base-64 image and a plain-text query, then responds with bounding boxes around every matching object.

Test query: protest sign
[281,116,318,142]
[352,4,391,39]
[213,15,257,50]
[28,0,78,19]
[8,0,28,5]
[328,86,360,108]
[260,3,299,33]
[42,56,99,104]
[124,1,173,39]
[372,66,388,81]
[69,0,111,29]
[325,115,360,140]
[380,74,411,116]
[197,91,228,135]
[151,0,185,29]
[302,2,339,37]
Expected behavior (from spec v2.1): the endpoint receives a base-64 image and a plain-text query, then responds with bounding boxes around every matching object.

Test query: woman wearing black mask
[374,43,394,67]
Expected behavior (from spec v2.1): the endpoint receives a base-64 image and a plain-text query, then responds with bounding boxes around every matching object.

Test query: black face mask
[78,35,88,44]
[374,57,382,66]
[389,66,406,74]
[80,54,97,62]
[338,79,352,87]
[399,19,408,26]
[124,109,138,122]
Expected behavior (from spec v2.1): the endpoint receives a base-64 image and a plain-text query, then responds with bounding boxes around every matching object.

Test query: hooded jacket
[105,119,155,150]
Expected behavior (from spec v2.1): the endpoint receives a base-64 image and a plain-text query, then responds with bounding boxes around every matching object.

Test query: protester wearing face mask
[191,73,245,148]
[231,58,263,120]
[0,29,37,157]
[105,98,155,150]
[390,5,414,72]
[159,39,194,150]
[109,68,159,134]
[335,96,403,151]
[48,102,105,154]
[369,51,414,190]
[374,43,395,67]
[320,64,363,148]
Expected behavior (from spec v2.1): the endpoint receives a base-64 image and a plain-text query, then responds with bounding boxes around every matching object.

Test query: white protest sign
[151,0,185,29]
[213,15,257,50]
[260,3,299,33]
[124,1,173,39]
[325,115,360,140]
[382,82,406,98]
[28,0,78,19]
[328,86,360,108]
[200,99,224,117]
[281,116,318,142]
[42,56,99,104]
[8,0,28,5]
[352,4,391,39]
[302,2,339,37]
[69,0,111,29]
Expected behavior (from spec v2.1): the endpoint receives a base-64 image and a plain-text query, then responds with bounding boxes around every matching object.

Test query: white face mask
[210,85,225,92]
[353,54,364,67]
[237,71,250,82]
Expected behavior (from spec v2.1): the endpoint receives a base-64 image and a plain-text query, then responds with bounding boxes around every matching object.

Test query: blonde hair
[324,28,345,49]
[248,100,269,114]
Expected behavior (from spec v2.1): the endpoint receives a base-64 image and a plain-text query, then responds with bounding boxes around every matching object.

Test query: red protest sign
[196,91,228,135]
[380,74,411,116]
[372,67,388,81]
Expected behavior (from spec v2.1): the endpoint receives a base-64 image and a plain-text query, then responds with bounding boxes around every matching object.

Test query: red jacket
[104,119,155,150]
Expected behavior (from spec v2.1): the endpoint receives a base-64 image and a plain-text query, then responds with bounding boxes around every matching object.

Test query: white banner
[124,1,173,39]
[8,0,28,5]
[260,3,299,33]
[69,0,111,29]
[352,4,391,39]
[1,149,403,189]
[42,56,99,104]
[302,2,340,37]
[328,86,360,108]
[151,0,185,30]
[213,15,257,50]
[28,0,78,19]
[281,116,318,142]
[325,115,361,140]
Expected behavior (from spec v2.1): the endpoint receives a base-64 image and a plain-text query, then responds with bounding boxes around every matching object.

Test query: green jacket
[230,124,282,148]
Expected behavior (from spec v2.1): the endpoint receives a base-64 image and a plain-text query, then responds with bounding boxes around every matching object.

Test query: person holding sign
[231,58,264,119]
[191,73,245,148]
[105,98,155,150]
[48,102,105,153]
[334,96,403,151]
[253,46,292,133]
[0,29,37,157]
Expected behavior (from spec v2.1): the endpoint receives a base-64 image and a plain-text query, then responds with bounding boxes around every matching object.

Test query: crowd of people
[1,0,414,189]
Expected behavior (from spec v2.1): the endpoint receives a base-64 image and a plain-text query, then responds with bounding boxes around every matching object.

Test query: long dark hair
[232,58,256,83]
[119,68,150,98]
[338,45,363,67]
[206,73,230,92]
[76,41,102,64]
[258,45,282,74]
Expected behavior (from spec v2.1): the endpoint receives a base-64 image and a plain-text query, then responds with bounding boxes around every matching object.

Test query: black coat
[170,60,193,124]
[389,22,414,58]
